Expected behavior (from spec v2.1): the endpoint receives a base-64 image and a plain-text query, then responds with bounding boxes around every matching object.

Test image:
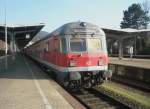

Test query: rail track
[38,63,131,109]
[35,60,149,109]
[40,65,132,109]
[69,88,131,109]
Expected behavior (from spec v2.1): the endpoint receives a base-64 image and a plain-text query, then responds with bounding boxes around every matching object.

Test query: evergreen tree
[120,3,150,29]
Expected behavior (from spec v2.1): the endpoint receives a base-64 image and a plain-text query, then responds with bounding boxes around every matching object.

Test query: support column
[138,35,142,52]
[134,35,137,56]
[10,32,13,53]
[10,32,16,53]
[118,38,123,59]
[13,33,16,52]
[13,32,16,52]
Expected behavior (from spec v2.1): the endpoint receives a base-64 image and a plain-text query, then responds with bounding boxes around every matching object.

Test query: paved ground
[0,54,84,109]
[109,57,150,69]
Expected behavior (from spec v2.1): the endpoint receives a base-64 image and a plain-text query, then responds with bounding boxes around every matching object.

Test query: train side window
[54,38,61,52]
[54,39,58,51]
[45,42,49,52]
[61,38,67,53]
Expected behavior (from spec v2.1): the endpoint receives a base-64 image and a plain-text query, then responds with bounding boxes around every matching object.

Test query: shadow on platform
[0,54,50,80]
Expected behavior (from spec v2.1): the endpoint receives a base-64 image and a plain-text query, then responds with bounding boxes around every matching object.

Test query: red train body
[25,22,109,88]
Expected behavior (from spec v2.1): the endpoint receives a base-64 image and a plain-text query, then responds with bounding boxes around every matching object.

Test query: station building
[103,28,150,58]
[0,39,7,50]
[0,39,8,56]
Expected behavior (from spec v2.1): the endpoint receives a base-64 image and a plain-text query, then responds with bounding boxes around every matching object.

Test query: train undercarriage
[56,70,112,89]
[67,71,104,89]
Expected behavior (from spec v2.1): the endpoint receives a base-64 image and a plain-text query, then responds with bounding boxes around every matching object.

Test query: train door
[59,38,68,66]
[54,38,61,65]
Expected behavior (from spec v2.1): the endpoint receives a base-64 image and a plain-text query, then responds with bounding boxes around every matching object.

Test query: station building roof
[0,24,44,49]
[102,28,150,39]
[103,28,150,35]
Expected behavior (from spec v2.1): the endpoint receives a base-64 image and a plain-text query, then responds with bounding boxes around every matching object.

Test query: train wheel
[68,80,81,89]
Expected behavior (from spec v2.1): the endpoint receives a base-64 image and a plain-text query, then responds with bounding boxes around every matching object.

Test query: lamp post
[5,0,8,70]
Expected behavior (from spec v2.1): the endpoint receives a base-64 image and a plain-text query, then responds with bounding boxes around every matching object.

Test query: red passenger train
[25,22,110,88]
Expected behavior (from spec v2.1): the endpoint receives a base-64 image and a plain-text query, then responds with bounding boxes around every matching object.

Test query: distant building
[0,40,5,50]
[0,39,9,52]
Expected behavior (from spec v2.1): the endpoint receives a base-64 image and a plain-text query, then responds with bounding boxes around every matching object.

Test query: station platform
[109,57,150,69]
[0,54,85,109]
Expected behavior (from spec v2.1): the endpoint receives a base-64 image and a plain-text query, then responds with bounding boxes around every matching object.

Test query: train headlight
[70,60,76,67]
[98,59,105,66]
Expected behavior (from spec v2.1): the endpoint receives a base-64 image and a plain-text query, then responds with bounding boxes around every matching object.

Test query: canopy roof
[103,28,150,35]
[0,24,44,49]
[102,28,150,40]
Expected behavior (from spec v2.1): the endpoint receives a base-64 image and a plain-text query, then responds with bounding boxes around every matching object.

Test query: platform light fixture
[80,22,86,27]
[26,34,30,39]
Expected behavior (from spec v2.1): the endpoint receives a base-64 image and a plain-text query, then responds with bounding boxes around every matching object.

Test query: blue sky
[0,0,146,32]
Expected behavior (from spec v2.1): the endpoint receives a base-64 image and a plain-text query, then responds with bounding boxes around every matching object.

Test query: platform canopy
[102,28,150,59]
[102,28,150,39]
[0,24,44,49]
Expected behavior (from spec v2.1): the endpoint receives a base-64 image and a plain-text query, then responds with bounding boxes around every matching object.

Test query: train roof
[50,22,105,36]
[28,22,105,47]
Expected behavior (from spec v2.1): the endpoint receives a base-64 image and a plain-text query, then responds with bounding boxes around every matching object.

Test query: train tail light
[98,59,105,66]
[70,60,76,67]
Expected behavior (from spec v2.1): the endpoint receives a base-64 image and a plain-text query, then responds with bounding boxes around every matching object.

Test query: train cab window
[87,38,102,52]
[70,38,86,52]
[61,38,67,53]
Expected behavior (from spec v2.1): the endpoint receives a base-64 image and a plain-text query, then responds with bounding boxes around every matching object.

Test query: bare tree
[142,0,150,13]
[142,0,150,28]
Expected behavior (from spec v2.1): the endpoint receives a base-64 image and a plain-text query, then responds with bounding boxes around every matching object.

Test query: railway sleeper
[77,94,95,99]
[83,97,101,102]
[89,100,109,106]
[92,103,116,109]
[92,105,116,109]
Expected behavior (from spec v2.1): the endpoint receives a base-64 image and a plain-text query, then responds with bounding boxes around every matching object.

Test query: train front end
[64,22,110,88]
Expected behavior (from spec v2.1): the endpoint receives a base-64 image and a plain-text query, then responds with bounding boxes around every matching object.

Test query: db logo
[86,61,91,65]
